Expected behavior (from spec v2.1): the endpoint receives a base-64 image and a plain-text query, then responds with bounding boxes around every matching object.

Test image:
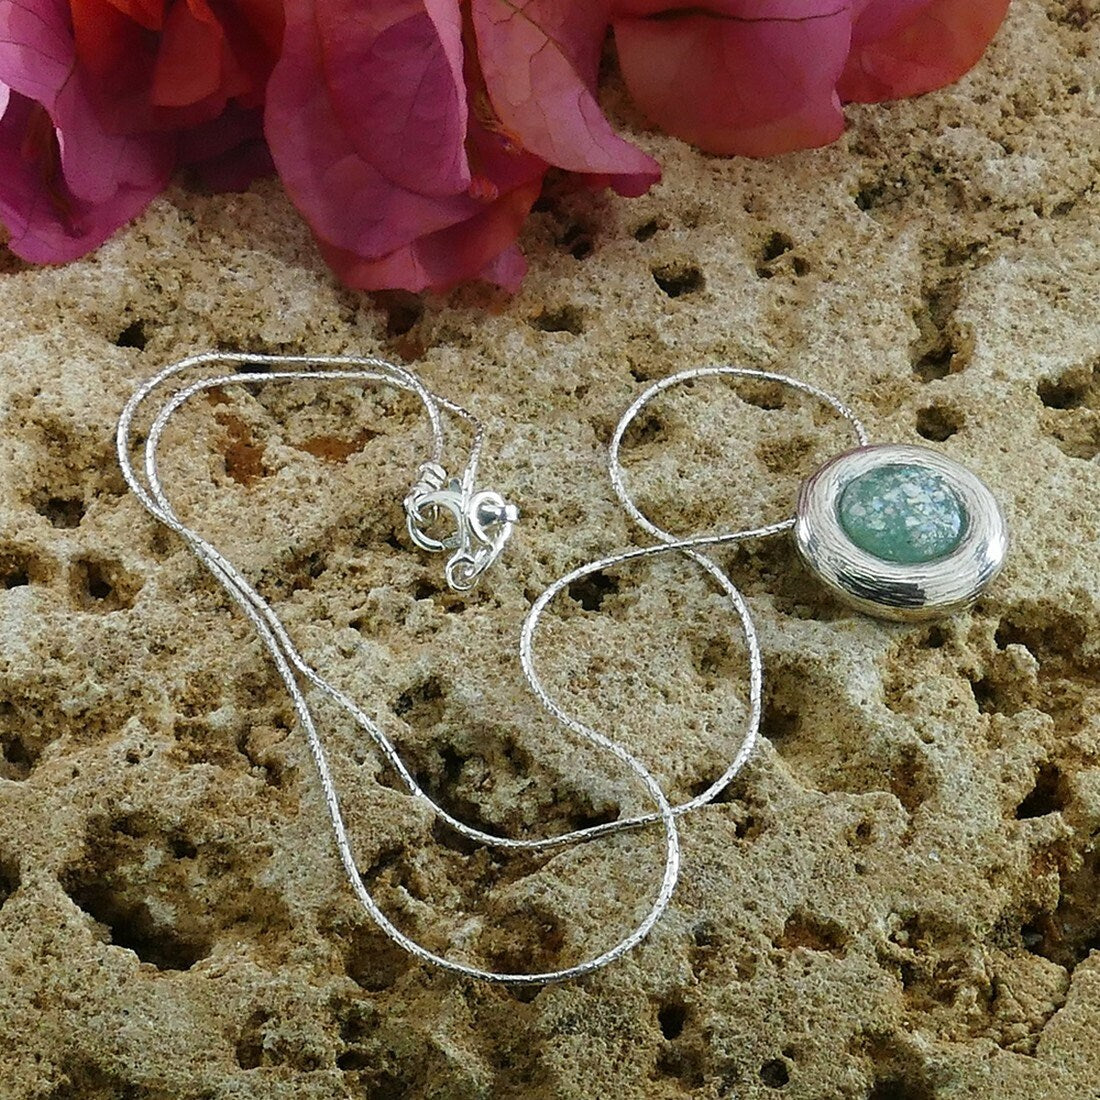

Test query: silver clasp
[403,463,519,592]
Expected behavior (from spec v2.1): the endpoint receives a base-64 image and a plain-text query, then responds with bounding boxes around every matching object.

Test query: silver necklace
[117,354,1006,985]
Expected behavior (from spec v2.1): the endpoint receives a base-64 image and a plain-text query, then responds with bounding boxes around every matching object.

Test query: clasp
[403,463,519,592]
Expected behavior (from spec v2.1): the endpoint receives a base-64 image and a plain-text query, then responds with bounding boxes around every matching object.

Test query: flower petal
[152,1,226,108]
[0,0,75,102]
[612,0,853,157]
[839,0,1010,103]
[472,0,659,195]
[0,0,171,262]
[0,92,169,262]
[267,0,544,277]
[313,0,470,197]
[319,174,543,293]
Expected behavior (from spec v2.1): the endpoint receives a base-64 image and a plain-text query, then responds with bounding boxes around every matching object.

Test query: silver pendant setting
[794,444,1008,621]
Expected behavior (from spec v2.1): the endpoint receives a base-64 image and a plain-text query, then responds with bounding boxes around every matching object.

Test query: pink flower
[840,0,1011,103]
[0,0,172,261]
[610,0,1010,157]
[263,0,659,293]
[0,0,1009,291]
[0,0,282,263]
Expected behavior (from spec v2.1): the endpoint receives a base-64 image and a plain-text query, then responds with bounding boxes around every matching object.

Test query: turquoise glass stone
[837,464,966,564]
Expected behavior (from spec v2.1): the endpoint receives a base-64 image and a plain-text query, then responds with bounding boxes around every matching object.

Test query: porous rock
[0,2,1098,1097]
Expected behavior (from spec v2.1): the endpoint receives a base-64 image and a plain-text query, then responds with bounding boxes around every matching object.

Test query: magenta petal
[318,173,543,293]
[267,0,468,255]
[0,0,172,262]
[848,0,933,45]
[612,0,852,157]
[839,0,1010,103]
[314,0,470,197]
[472,0,659,195]
[54,76,172,207]
[266,0,545,288]
[0,0,73,104]
[0,92,168,262]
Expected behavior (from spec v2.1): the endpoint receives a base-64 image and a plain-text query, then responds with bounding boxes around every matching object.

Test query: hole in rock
[0,853,19,907]
[761,231,794,263]
[1057,2,1093,29]
[756,231,798,277]
[779,913,848,956]
[480,905,566,976]
[1016,763,1067,819]
[235,1010,271,1069]
[915,405,963,442]
[86,566,112,601]
[531,305,584,335]
[115,320,148,350]
[761,697,798,743]
[913,347,954,383]
[36,496,85,529]
[566,570,619,611]
[652,262,704,298]
[620,406,667,448]
[65,879,211,970]
[910,279,965,382]
[1,731,37,781]
[1038,369,1091,409]
[760,1058,790,1088]
[692,921,721,949]
[736,380,787,410]
[633,218,662,242]
[0,548,33,588]
[392,677,445,722]
[855,183,885,211]
[47,1055,168,1100]
[1022,846,1100,970]
[656,1045,705,1086]
[658,1002,687,1040]
[867,1077,934,1100]
[72,557,139,611]
[337,1050,373,1071]
[968,675,1000,714]
[886,746,934,814]
[341,919,413,990]
[413,578,441,601]
[373,290,424,337]
[168,832,199,859]
[559,222,593,260]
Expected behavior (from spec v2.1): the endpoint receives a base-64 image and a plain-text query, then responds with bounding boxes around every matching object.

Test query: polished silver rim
[794,444,1008,621]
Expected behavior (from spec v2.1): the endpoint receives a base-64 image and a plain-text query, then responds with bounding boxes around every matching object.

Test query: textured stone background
[1,2,1099,1097]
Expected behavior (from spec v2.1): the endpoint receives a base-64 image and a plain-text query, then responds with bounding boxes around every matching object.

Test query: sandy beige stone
[1,2,1099,1097]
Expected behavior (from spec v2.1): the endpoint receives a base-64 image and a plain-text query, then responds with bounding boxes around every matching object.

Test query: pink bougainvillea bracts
[0,0,281,260]
[0,0,1010,291]
[611,0,1011,156]
[263,0,659,291]
[0,0,172,261]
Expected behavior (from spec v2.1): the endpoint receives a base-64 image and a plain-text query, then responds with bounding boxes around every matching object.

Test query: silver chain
[117,354,867,985]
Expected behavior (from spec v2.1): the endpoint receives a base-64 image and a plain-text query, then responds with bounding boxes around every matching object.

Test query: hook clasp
[403,463,519,592]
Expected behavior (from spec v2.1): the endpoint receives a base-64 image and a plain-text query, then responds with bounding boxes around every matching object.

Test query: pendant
[794,444,1008,621]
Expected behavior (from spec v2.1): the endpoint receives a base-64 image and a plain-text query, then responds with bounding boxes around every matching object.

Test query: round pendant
[794,444,1008,621]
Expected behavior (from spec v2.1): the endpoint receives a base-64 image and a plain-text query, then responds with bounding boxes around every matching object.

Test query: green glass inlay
[837,463,966,564]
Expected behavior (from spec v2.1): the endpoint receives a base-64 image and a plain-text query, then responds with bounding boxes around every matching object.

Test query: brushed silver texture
[794,443,1008,621]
